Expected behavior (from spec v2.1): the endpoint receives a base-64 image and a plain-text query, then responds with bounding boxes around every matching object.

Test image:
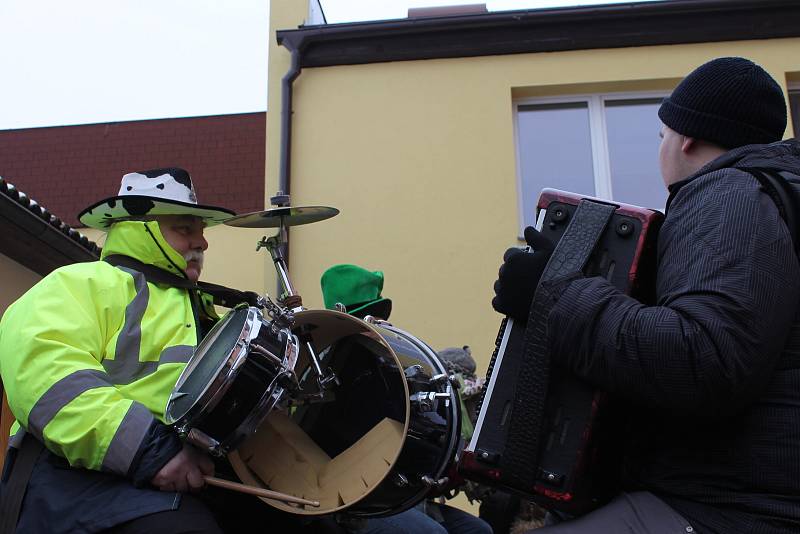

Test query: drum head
[229,310,410,515]
[165,307,250,426]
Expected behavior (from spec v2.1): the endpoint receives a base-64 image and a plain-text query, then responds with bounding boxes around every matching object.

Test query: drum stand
[228,198,342,394]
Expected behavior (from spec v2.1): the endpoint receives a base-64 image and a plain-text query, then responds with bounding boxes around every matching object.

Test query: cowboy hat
[78,167,234,229]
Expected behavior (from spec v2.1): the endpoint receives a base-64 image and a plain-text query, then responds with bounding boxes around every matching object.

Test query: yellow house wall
[273,36,800,375]
[0,254,41,315]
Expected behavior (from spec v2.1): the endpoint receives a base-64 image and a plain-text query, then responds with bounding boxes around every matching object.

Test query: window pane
[604,98,667,210]
[517,102,595,228]
[790,90,800,138]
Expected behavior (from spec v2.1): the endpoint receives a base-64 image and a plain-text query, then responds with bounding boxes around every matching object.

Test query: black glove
[491,226,555,322]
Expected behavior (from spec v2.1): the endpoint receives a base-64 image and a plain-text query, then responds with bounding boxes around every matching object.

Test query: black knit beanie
[658,57,786,149]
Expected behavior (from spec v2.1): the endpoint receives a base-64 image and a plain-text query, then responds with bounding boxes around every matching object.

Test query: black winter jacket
[544,140,800,533]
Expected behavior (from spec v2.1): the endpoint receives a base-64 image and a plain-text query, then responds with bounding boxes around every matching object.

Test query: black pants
[106,494,221,534]
[107,485,345,534]
[531,492,693,534]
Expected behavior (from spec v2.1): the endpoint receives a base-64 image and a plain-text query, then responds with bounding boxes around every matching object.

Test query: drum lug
[404,364,424,380]
[421,475,450,489]
[363,315,392,327]
[260,294,295,329]
[186,428,223,456]
[391,472,410,488]
[429,373,449,386]
[410,391,451,413]
[406,368,453,392]
[318,370,340,390]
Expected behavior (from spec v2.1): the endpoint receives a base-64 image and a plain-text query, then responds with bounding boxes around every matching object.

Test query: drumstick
[203,476,320,507]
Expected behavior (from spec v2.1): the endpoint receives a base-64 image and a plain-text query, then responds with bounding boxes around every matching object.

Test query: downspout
[275,41,301,205]
[272,39,302,298]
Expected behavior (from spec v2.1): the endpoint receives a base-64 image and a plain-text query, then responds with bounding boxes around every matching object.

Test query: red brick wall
[0,113,266,226]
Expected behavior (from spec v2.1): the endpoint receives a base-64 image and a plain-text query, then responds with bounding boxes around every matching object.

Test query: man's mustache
[184,251,204,269]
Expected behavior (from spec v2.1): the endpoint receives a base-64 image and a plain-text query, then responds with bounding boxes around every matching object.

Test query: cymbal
[224,206,339,228]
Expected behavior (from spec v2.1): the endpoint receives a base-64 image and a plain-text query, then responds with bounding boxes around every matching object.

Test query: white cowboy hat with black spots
[78,167,235,230]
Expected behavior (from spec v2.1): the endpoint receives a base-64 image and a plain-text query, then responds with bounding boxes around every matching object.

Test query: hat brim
[78,195,235,230]
[348,298,392,320]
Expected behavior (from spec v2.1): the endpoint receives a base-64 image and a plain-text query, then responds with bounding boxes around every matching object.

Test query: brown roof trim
[277,0,800,68]
[0,111,266,133]
[0,177,99,276]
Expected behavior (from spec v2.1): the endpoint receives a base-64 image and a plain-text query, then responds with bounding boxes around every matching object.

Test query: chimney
[407,4,488,18]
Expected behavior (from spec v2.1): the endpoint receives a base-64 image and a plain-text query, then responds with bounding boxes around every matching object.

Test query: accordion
[460,189,663,515]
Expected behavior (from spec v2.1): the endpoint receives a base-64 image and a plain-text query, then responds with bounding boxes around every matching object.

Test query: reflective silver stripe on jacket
[103,344,194,384]
[27,369,113,440]
[103,267,195,383]
[101,401,155,476]
[159,345,194,365]
[105,267,149,384]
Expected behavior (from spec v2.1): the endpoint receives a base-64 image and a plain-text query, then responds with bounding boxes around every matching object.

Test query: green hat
[321,264,392,319]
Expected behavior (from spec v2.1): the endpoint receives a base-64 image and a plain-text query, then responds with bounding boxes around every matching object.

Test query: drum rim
[165,306,258,430]
[379,323,461,479]
[356,321,462,517]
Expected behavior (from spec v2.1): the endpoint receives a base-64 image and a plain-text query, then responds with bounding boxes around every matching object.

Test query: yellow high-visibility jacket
[0,220,218,532]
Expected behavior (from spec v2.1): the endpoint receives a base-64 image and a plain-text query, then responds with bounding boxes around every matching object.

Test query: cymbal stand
[256,217,296,304]
[256,212,339,392]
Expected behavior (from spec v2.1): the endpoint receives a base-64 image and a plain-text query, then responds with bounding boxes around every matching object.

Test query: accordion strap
[500,199,616,489]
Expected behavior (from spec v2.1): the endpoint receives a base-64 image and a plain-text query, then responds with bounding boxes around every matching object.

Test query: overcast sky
[0,1,662,130]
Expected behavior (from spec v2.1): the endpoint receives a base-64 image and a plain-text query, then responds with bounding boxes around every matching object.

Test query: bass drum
[228,309,460,517]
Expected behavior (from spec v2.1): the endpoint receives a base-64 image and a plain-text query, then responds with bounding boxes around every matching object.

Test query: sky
[0,0,662,130]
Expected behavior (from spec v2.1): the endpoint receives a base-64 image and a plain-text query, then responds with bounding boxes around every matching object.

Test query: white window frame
[513,90,668,234]
[789,82,800,137]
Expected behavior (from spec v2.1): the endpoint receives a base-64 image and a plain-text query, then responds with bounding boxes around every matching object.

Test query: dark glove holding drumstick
[491,226,554,323]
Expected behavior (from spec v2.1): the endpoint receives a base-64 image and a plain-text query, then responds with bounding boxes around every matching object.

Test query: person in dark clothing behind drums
[320,264,492,534]
[492,57,800,533]
[0,169,340,534]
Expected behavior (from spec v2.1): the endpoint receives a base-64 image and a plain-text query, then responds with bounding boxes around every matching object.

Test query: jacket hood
[697,138,800,178]
[666,139,800,214]
[100,221,188,277]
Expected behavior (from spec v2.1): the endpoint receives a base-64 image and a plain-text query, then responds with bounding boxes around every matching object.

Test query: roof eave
[277,0,800,68]
[0,194,98,277]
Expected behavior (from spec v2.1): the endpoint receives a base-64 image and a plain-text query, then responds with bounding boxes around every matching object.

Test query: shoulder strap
[103,254,262,308]
[0,432,44,534]
[740,167,800,259]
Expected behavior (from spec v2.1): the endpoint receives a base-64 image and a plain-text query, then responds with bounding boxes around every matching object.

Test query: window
[514,93,668,231]
[789,85,799,138]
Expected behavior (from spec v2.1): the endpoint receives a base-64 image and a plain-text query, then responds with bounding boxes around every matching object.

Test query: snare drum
[228,309,461,518]
[165,305,299,455]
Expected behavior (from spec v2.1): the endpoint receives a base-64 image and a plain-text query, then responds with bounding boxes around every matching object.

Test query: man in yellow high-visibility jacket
[0,168,248,533]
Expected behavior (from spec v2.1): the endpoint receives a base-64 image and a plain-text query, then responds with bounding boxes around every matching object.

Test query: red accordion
[459,189,663,515]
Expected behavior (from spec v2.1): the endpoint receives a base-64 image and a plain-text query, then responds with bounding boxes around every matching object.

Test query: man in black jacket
[493,57,800,533]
